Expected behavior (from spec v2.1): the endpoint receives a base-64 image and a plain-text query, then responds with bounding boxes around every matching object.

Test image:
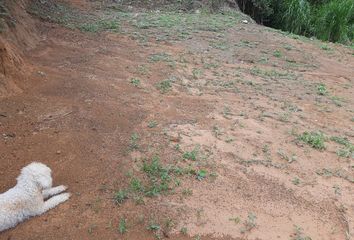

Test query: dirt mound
[0,0,40,98]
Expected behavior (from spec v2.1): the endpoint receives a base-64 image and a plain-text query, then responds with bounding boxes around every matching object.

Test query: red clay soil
[0,0,353,240]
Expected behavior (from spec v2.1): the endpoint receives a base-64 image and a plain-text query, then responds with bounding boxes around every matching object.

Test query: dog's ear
[35,174,53,190]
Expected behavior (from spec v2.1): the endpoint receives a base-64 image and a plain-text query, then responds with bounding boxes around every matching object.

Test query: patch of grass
[156,79,172,93]
[29,1,122,33]
[292,225,312,240]
[0,2,13,32]
[132,11,241,38]
[79,19,120,32]
[192,68,203,79]
[182,188,193,196]
[130,177,144,192]
[330,136,350,146]
[320,44,332,51]
[331,136,354,158]
[292,177,300,185]
[148,121,158,128]
[250,67,296,80]
[183,148,198,161]
[317,83,327,95]
[114,190,128,205]
[298,131,326,150]
[196,169,207,180]
[147,223,161,231]
[148,52,173,63]
[118,218,127,234]
[210,40,229,50]
[316,168,354,183]
[180,227,188,235]
[229,217,241,224]
[130,132,139,150]
[130,78,141,87]
[273,50,282,58]
[331,96,345,107]
[240,213,257,233]
[136,64,149,75]
[142,156,172,196]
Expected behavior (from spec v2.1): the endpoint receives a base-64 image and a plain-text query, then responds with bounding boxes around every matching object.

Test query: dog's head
[17,162,53,190]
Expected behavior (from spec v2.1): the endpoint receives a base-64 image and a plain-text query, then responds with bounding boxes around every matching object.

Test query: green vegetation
[78,19,119,32]
[330,136,354,158]
[292,225,312,240]
[317,83,327,95]
[298,131,326,150]
[237,0,354,43]
[0,1,12,32]
[118,218,127,234]
[130,78,141,87]
[240,212,257,233]
[156,79,172,93]
[142,156,172,196]
[183,148,198,161]
[148,121,158,128]
[196,169,207,180]
[130,133,139,150]
[114,190,128,205]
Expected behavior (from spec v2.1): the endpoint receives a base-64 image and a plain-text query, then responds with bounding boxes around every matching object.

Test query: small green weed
[273,50,282,58]
[229,217,241,224]
[156,79,172,93]
[182,188,193,196]
[183,148,198,161]
[130,133,139,150]
[298,131,326,150]
[114,190,128,205]
[331,136,354,158]
[192,68,203,79]
[180,227,188,235]
[147,223,161,231]
[130,177,144,192]
[240,213,257,233]
[321,44,332,51]
[142,156,172,196]
[148,121,158,128]
[292,225,312,240]
[79,19,120,32]
[119,218,127,234]
[130,78,141,87]
[292,177,300,185]
[148,53,173,63]
[317,83,327,95]
[196,170,207,180]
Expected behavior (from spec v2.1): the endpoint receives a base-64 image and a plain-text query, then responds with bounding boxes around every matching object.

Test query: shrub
[313,0,354,43]
[298,131,326,150]
[280,0,311,35]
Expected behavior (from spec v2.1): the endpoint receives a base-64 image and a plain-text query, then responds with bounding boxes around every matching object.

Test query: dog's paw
[59,192,71,202]
[60,185,68,191]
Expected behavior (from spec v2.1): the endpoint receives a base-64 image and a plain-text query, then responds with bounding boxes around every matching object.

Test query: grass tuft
[298,131,326,150]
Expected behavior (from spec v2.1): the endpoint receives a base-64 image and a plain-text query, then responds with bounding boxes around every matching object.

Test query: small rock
[56,150,61,155]
[37,71,46,77]
[242,20,249,24]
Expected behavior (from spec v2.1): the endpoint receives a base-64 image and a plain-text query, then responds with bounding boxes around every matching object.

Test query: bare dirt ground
[0,0,353,239]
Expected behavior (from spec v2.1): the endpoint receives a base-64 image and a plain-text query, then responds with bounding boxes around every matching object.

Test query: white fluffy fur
[0,162,70,232]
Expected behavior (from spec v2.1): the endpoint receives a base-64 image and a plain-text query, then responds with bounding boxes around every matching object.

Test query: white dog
[0,162,70,232]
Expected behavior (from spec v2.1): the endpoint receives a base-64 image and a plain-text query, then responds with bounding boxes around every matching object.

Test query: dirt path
[0,1,353,239]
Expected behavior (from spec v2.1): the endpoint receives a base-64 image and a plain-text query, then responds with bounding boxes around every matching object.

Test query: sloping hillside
[0,1,353,239]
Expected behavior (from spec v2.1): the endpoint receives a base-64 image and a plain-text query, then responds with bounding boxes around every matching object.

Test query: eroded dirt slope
[0,1,353,240]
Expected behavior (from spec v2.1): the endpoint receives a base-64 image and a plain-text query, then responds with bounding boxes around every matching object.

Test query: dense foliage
[236,0,354,43]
